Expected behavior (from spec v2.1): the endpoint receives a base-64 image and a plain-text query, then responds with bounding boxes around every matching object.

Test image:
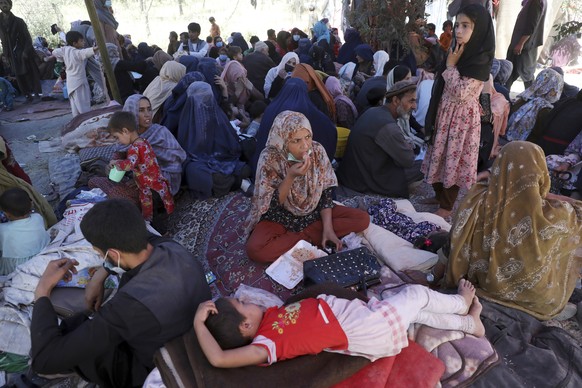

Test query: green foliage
[347,0,431,53]
[553,20,582,42]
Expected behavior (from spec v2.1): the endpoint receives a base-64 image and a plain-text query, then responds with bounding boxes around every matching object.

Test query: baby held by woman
[194,279,485,367]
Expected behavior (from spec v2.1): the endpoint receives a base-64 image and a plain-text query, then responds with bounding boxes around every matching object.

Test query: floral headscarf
[245,111,338,233]
[447,141,582,320]
[506,68,564,141]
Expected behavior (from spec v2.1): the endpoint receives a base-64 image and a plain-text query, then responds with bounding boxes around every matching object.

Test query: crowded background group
[0,0,581,386]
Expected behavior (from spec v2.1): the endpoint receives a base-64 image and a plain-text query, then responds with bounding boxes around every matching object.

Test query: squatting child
[0,188,50,275]
[107,111,174,234]
[50,31,99,117]
[194,279,485,367]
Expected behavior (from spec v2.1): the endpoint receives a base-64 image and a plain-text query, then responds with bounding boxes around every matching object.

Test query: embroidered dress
[422,66,484,190]
[113,138,174,221]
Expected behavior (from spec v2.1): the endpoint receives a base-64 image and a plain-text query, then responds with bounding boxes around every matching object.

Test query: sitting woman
[122,95,186,194]
[177,81,248,199]
[445,141,582,320]
[143,60,186,123]
[264,52,299,99]
[291,63,336,122]
[89,95,187,202]
[245,111,370,263]
[505,68,564,142]
[324,76,358,128]
[546,130,582,199]
[220,46,260,108]
[354,44,375,77]
[250,78,338,174]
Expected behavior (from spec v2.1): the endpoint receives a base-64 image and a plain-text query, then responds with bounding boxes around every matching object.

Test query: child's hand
[194,300,218,325]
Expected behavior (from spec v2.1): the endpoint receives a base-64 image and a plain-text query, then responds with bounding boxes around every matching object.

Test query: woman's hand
[446,43,465,67]
[321,228,342,252]
[214,75,227,93]
[287,157,311,178]
[277,68,288,79]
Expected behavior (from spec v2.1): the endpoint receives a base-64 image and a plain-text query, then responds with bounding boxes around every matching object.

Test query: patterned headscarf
[105,42,120,70]
[245,111,338,233]
[447,141,582,320]
[338,62,357,96]
[324,76,358,118]
[506,68,564,141]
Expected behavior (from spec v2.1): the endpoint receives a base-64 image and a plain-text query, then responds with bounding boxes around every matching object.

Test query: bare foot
[468,297,485,338]
[434,208,451,219]
[457,279,476,313]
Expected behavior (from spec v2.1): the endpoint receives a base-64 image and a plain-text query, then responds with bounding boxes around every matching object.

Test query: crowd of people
[0,0,581,386]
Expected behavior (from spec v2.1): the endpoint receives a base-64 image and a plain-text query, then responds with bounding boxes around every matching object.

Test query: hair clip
[424,238,432,247]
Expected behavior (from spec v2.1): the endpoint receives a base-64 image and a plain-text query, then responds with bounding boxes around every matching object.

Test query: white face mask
[103,249,125,276]
[293,34,300,42]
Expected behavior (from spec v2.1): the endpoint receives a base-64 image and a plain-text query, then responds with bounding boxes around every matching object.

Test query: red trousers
[246,206,370,263]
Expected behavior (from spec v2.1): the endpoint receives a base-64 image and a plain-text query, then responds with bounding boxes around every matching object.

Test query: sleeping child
[0,188,50,275]
[107,111,174,234]
[194,279,485,367]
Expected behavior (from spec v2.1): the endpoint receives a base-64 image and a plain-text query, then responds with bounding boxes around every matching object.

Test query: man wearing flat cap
[337,79,423,198]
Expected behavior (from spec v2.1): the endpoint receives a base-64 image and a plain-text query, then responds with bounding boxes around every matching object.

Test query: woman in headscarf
[150,50,173,72]
[136,42,154,61]
[288,27,308,52]
[197,57,223,101]
[160,71,206,135]
[123,95,186,194]
[264,51,299,99]
[245,111,369,263]
[446,141,582,320]
[422,4,495,219]
[312,19,335,59]
[337,62,358,100]
[546,130,582,197]
[143,60,186,122]
[354,44,375,76]
[105,43,157,103]
[220,57,253,107]
[505,68,563,142]
[336,28,364,65]
[295,38,313,66]
[230,32,249,52]
[492,58,512,101]
[372,50,389,78]
[291,63,336,122]
[177,82,247,199]
[208,36,224,59]
[325,76,358,128]
[534,89,582,157]
[251,78,337,174]
[178,54,200,73]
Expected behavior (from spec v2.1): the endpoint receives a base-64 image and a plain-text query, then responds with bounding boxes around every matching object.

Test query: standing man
[0,0,42,102]
[505,0,546,90]
[177,22,209,58]
[30,199,212,387]
[337,80,423,198]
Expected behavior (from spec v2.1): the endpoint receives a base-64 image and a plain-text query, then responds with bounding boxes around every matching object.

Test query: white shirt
[52,46,96,93]
[177,40,209,58]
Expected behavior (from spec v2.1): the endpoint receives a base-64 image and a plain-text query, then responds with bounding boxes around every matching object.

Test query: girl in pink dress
[421,4,495,218]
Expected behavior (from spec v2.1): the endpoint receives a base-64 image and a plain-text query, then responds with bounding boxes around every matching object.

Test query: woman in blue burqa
[177,81,248,199]
[250,77,337,174]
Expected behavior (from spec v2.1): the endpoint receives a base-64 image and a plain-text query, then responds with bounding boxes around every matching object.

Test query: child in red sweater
[107,111,174,233]
[194,279,485,367]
